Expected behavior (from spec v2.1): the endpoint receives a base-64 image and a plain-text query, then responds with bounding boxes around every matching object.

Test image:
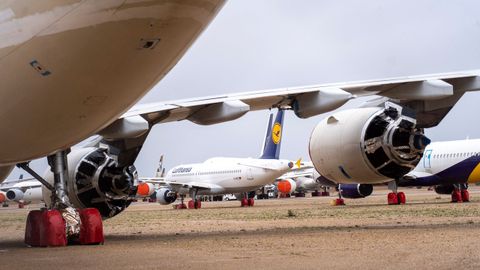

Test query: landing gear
[331,188,345,206]
[240,193,255,207]
[294,192,306,197]
[451,184,469,203]
[241,198,248,207]
[19,150,104,247]
[174,195,187,209]
[188,200,202,209]
[187,189,201,209]
[387,181,406,205]
[461,189,470,202]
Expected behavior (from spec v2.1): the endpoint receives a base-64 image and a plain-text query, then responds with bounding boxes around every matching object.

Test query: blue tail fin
[259,109,285,159]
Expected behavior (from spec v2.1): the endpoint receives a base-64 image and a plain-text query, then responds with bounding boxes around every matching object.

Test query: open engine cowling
[338,184,373,199]
[156,188,177,205]
[309,103,430,184]
[43,147,137,218]
[277,179,297,194]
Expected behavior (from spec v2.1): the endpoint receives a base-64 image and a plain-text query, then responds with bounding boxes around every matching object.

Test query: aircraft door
[423,149,432,169]
[247,168,254,180]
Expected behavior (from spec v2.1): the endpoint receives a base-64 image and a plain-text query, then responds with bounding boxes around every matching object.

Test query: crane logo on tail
[272,123,282,144]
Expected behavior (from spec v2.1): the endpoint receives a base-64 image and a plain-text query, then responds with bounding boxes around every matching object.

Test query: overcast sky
[10,0,480,178]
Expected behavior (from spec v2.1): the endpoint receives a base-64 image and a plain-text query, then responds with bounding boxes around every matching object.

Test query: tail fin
[155,155,165,177]
[259,109,285,159]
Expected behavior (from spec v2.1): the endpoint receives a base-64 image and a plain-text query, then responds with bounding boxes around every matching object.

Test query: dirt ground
[1,188,480,270]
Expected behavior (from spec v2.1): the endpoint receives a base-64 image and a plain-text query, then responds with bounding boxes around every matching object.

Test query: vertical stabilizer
[259,109,285,159]
[155,155,165,177]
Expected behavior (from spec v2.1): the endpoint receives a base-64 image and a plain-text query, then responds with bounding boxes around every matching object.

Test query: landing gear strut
[331,187,345,206]
[19,150,104,247]
[188,189,201,209]
[174,194,187,209]
[387,181,406,205]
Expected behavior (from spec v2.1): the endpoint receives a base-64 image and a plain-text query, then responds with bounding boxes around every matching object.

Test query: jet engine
[136,183,155,198]
[338,184,373,199]
[0,191,6,203]
[434,185,454,195]
[277,179,297,194]
[42,147,138,218]
[156,187,177,205]
[6,187,42,203]
[309,103,430,184]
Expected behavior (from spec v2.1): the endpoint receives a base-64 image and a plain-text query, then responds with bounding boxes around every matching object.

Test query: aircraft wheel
[194,200,202,209]
[387,192,398,205]
[247,198,255,207]
[240,198,248,207]
[397,192,406,204]
[79,208,104,245]
[451,190,462,203]
[188,200,196,209]
[25,210,67,247]
[330,198,345,206]
[461,190,470,202]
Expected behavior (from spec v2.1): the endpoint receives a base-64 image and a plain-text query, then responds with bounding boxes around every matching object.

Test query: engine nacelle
[6,189,24,201]
[277,179,297,194]
[434,185,454,195]
[0,191,6,203]
[43,147,137,218]
[309,103,430,184]
[7,187,42,203]
[136,183,155,198]
[339,184,373,199]
[295,177,322,192]
[156,188,177,205]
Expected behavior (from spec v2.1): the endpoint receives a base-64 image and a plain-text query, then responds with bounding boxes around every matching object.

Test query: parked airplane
[4,1,480,248]
[143,109,294,208]
[398,138,480,202]
[0,176,43,207]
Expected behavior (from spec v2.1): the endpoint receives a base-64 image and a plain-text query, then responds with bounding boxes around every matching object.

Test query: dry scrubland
[1,189,480,269]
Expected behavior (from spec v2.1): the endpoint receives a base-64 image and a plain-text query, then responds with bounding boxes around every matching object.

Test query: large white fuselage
[166,158,293,195]
[405,139,480,185]
[0,1,224,169]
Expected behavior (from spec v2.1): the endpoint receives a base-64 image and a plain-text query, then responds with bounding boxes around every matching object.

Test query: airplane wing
[97,69,480,168]
[112,69,480,131]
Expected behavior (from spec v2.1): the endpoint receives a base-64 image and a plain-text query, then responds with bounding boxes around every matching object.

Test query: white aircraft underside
[0,0,224,169]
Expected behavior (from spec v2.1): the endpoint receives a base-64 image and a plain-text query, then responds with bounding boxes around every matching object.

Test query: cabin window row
[432,152,480,159]
[172,169,241,177]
